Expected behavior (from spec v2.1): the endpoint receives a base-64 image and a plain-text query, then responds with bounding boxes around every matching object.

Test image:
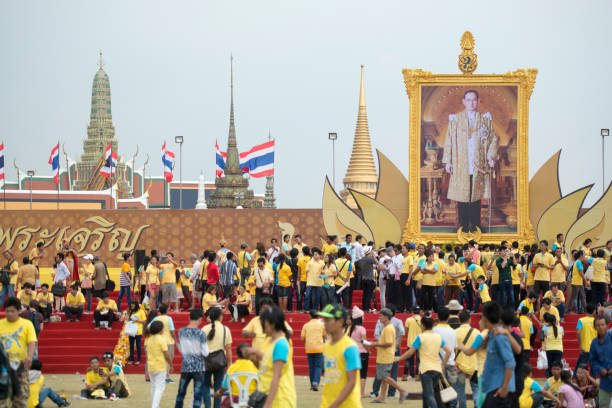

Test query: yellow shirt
[455,324,479,376]
[258,337,296,408]
[478,283,491,303]
[306,259,324,287]
[244,316,266,351]
[28,373,44,408]
[526,264,536,286]
[545,376,563,398]
[421,261,438,286]
[470,264,486,280]
[334,258,352,287]
[592,258,608,283]
[321,336,361,408]
[146,265,160,285]
[237,292,251,313]
[129,309,147,336]
[402,255,413,275]
[297,256,311,283]
[519,315,533,350]
[8,260,18,285]
[475,329,489,376]
[511,264,522,285]
[322,265,336,287]
[539,305,560,323]
[414,330,444,374]
[28,248,41,267]
[85,367,109,387]
[277,264,292,287]
[246,275,256,296]
[36,292,53,307]
[144,334,168,372]
[202,293,217,313]
[519,377,538,408]
[445,262,463,286]
[226,359,258,396]
[200,260,209,281]
[17,290,33,307]
[0,317,37,363]
[96,299,117,311]
[300,319,326,354]
[550,257,568,283]
[571,262,584,286]
[533,252,554,281]
[412,255,426,280]
[202,321,232,353]
[577,316,597,352]
[155,315,175,345]
[322,243,338,256]
[67,292,86,307]
[543,290,565,307]
[543,325,563,351]
[160,263,176,285]
[435,259,446,286]
[237,251,251,270]
[179,268,191,287]
[405,315,422,346]
[81,263,94,282]
[18,265,37,286]
[377,324,396,364]
[490,257,499,285]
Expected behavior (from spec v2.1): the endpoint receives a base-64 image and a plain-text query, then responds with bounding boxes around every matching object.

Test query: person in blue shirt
[590,315,612,408]
[480,302,516,408]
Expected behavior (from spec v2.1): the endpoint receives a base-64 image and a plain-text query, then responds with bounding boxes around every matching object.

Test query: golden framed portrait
[402,68,537,245]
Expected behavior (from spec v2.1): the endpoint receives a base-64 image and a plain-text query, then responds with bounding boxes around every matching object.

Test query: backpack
[28,310,41,336]
[0,343,19,400]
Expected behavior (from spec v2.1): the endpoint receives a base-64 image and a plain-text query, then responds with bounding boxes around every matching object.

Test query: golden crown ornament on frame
[402,31,537,246]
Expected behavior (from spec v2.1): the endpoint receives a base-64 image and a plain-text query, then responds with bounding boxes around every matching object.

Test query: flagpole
[3,141,5,210]
[56,139,60,209]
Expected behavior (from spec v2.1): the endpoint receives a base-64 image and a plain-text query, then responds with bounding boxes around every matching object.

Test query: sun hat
[352,305,364,319]
[446,299,464,311]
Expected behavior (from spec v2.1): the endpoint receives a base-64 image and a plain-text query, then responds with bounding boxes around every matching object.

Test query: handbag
[104,265,115,291]
[439,375,458,403]
[257,270,271,295]
[247,390,267,408]
[51,283,66,297]
[81,278,92,289]
[205,326,227,372]
[124,321,138,337]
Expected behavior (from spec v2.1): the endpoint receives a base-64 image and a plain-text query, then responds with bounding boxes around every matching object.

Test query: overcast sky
[1,0,610,208]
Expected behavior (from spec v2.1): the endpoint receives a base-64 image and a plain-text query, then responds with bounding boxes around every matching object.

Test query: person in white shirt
[434,306,458,387]
[189,253,201,308]
[377,250,391,310]
[267,238,281,263]
[54,253,71,285]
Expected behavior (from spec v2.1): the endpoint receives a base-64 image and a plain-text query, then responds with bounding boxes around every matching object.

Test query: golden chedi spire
[340,65,378,209]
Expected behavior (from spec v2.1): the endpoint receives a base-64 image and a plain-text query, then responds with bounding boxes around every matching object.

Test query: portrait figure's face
[462,91,479,112]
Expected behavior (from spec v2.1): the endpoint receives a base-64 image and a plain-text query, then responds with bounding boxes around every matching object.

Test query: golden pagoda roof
[342,65,378,185]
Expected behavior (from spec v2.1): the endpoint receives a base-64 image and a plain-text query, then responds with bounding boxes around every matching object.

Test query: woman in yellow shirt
[126,300,147,365]
[230,285,251,323]
[542,312,564,378]
[275,254,292,312]
[321,254,337,306]
[247,306,296,408]
[145,256,160,309]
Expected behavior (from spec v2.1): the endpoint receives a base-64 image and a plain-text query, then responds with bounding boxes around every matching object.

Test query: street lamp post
[602,129,610,194]
[328,132,338,189]
[27,170,35,210]
[175,136,184,209]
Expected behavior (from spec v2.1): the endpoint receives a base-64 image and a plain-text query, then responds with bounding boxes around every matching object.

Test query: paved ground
[40,373,481,407]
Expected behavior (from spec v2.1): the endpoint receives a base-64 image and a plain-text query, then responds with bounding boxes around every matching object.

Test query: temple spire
[340,65,378,209]
[225,55,240,174]
[98,50,104,70]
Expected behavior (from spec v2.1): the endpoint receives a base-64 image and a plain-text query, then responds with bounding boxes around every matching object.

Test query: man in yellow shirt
[550,247,568,290]
[0,250,19,310]
[63,284,85,322]
[159,253,179,312]
[322,236,339,257]
[318,304,362,408]
[0,296,37,406]
[28,242,45,270]
[533,240,554,308]
[305,248,325,312]
[82,356,110,398]
[574,303,598,375]
[543,284,566,321]
[401,306,422,380]
[296,247,311,312]
[371,308,409,404]
[444,254,465,303]
[400,245,414,313]
[16,282,34,308]
[591,249,609,307]
[36,283,54,322]
[145,320,172,407]
[301,310,326,391]
[94,292,118,330]
[454,310,480,408]
[334,248,353,307]
[16,257,37,289]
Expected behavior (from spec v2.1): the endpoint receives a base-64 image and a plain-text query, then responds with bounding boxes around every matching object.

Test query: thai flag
[215,140,226,178]
[161,142,175,182]
[48,143,60,184]
[99,143,117,178]
[239,140,274,178]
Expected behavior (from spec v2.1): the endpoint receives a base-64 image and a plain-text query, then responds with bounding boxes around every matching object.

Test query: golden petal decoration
[351,189,402,245]
[529,150,562,230]
[566,182,612,251]
[322,177,373,242]
[375,149,409,231]
[536,185,592,244]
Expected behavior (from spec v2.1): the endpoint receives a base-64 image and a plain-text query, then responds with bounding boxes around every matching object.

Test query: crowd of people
[0,233,611,407]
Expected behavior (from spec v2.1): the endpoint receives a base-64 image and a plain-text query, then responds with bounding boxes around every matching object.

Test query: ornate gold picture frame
[401,32,537,245]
